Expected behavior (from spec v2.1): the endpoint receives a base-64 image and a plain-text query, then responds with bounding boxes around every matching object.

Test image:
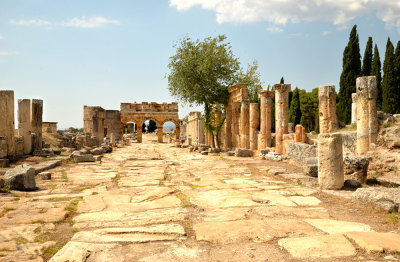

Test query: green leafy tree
[236,60,264,103]
[289,87,301,130]
[395,41,400,112]
[338,25,361,124]
[280,77,284,84]
[371,44,382,110]
[361,37,373,76]
[167,35,240,148]
[382,38,398,113]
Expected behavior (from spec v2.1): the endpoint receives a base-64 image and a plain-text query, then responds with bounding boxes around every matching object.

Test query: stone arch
[120,102,179,143]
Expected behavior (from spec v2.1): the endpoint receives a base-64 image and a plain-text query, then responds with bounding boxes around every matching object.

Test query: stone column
[137,122,143,143]
[295,125,302,142]
[249,103,259,150]
[224,104,232,149]
[18,99,32,154]
[231,102,241,148]
[275,84,291,154]
[356,76,378,155]
[259,90,274,149]
[319,85,338,133]
[318,133,344,189]
[157,126,163,143]
[240,99,250,149]
[351,93,357,125]
[110,133,116,146]
[31,99,43,151]
[0,91,15,157]
[0,137,7,159]
[176,123,180,141]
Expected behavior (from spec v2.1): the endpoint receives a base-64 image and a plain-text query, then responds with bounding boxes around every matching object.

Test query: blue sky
[1,0,399,129]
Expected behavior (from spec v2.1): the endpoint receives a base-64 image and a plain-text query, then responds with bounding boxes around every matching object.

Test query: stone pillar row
[319,85,338,134]
[275,84,291,154]
[0,90,44,159]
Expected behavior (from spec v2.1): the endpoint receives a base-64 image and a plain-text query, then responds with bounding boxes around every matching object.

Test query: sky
[1,0,399,129]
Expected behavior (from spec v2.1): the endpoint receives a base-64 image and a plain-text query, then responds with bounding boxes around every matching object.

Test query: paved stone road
[2,135,400,261]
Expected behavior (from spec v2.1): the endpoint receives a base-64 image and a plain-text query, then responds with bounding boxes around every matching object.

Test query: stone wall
[288,142,317,164]
[187,112,205,145]
[104,110,121,140]
[42,122,58,134]
[83,106,105,145]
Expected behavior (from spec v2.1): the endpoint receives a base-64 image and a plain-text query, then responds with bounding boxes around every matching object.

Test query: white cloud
[322,31,331,36]
[61,16,120,28]
[0,34,3,40]
[0,51,18,56]
[9,19,52,27]
[169,0,400,33]
[9,16,120,29]
[267,26,283,33]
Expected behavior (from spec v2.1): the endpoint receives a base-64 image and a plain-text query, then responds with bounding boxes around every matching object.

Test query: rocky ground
[1,134,400,262]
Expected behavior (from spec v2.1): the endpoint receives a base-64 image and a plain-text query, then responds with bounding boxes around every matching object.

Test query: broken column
[318,133,344,189]
[0,90,15,157]
[259,90,274,149]
[231,102,241,148]
[157,126,163,143]
[83,106,105,145]
[295,125,302,142]
[18,99,32,154]
[319,85,338,133]
[275,84,291,154]
[356,76,378,155]
[351,93,357,125]
[249,103,259,150]
[31,99,43,151]
[240,99,250,149]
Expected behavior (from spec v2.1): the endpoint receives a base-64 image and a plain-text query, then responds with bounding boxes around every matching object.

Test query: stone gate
[120,102,180,143]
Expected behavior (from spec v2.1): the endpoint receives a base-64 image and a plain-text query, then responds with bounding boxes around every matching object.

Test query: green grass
[30,219,45,224]
[49,197,72,202]
[176,193,192,208]
[34,231,51,243]
[33,227,42,233]
[61,172,68,181]
[12,236,28,245]
[296,180,303,185]
[383,122,391,128]
[3,207,16,212]
[112,173,121,182]
[388,212,400,224]
[371,172,379,179]
[42,241,67,257]
[65,200,80,212]
[389,166,398,172]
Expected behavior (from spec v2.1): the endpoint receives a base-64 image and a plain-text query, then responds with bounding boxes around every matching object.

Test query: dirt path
[1,134,399,261]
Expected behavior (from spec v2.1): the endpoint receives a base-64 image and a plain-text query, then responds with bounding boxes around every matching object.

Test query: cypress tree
[395,41,400,112]
[371,44,382,110]
[280,77,284,84]
[361,37,373,76]
[338,25,361,124]
[289,88,301,130]
[381,38,398,113]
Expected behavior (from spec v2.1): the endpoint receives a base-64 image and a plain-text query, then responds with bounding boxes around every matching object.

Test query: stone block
[39,172,52,180]
[353,187,400,212]
[4,164,36,191]
[288,142,317,164]
[0,158,10,168]
[235,148,253,157]
[343,156,370,183]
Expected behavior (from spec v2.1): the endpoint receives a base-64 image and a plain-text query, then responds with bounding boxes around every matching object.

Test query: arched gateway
[120,102,180,143]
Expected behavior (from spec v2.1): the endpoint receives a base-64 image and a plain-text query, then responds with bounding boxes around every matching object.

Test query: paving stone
[345,231,400,253]
[193,220,277,244]
[288,196,322,206]
[304,219,373,234]
[251,192,296,206]
[278,234,356,258]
